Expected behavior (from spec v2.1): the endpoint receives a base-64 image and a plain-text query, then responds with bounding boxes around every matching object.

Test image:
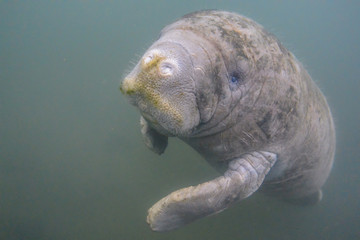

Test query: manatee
[120,10,335,231]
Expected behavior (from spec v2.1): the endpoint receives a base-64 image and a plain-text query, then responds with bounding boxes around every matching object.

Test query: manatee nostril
[143,54,154,65]
[159,62,174,76]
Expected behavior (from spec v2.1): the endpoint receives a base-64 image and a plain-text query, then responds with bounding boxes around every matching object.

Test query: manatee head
[121,25,255,137]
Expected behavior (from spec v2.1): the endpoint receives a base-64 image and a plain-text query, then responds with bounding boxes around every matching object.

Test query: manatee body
[120,10,335,231]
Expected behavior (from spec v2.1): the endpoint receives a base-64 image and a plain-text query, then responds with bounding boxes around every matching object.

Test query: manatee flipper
[140,117,168,154]
[147,151,277,231]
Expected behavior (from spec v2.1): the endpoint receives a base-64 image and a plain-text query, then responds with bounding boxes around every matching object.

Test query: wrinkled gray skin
[120,10,335,231]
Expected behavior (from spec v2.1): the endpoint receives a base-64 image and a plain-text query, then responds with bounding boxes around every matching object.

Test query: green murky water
[1,1,359,239]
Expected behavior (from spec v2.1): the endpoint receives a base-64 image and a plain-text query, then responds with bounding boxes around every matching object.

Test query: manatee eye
[229,71,245,91]
[231,76,238,83]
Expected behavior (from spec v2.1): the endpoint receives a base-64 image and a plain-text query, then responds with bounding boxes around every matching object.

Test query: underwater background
[1,0,359,239]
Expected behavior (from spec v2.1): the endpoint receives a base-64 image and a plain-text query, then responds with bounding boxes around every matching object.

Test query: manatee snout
[120,43,200,136]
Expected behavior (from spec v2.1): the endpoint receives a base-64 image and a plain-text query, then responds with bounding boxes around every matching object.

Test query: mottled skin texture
[120,10,335,231]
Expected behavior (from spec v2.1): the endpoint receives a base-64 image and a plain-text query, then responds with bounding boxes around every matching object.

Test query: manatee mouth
[121,76,183,124]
